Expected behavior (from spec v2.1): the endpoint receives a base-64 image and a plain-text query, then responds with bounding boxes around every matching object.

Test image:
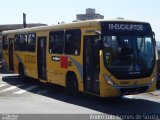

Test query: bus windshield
[103,35,155,79]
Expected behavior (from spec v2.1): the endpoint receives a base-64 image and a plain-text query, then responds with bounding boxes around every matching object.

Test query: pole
[23,13,27,28]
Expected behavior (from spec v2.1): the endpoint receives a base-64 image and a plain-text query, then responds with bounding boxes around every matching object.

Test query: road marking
[14,85,38,94]
[1,74,19,76]
[124,95,134,99]
[0,84,7,88]
[36,90,48,94]
[0,85,22,93]
[0,81,7,84]
[0,74,19,79]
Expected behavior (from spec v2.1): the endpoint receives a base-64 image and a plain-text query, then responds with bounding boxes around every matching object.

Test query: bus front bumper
[104,76,157,96]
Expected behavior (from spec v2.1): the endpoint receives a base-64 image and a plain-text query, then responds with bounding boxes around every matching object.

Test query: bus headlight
[103,74,116,86]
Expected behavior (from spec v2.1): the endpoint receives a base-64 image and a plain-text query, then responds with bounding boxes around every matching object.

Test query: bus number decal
[120,81,130,85]
[60,56,68,69]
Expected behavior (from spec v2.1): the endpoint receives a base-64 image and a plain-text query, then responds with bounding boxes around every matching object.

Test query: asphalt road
[0,69,160,120]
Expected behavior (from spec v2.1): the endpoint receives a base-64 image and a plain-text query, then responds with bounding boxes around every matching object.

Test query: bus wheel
[66,73,79,96]
[18,64,25,80]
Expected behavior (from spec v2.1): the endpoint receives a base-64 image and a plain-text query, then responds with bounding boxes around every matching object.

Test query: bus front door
[83,36,100,95]
[8,38,14,71]
[37,37,47,80]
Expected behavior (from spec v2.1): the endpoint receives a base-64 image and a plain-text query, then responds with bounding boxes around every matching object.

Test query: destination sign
[108,24,143,31]
[101,22,152,35]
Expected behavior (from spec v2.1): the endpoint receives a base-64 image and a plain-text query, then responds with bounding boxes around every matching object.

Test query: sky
[0,0,160,40]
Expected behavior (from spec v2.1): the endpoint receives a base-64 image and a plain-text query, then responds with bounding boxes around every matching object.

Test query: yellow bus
[2,19,157,97]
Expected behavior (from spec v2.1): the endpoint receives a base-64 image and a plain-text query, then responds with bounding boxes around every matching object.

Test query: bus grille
[120,86,149,95]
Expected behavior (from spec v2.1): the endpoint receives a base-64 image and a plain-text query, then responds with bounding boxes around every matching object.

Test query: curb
[149,91,160,96]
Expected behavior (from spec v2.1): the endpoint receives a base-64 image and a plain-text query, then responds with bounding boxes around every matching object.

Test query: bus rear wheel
[18,64,25,80]
[66,73,79,96]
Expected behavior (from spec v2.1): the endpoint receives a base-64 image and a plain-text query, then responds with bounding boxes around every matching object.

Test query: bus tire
[66,73,79,96]
[18,64,25,80]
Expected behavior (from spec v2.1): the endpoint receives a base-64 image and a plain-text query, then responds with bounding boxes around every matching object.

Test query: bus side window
[2,35,8,50]
[49,31,64,54]
[65,29,81,55]
[19,34,27,51]
[14,34,20,51]
[27,33,36,52]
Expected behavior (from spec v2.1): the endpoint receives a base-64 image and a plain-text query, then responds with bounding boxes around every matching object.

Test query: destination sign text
[108,24,143,31]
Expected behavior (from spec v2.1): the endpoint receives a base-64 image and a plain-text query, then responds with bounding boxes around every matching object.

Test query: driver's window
[145,37,154,68]
[137,37,145,52]
[145,37,153,53]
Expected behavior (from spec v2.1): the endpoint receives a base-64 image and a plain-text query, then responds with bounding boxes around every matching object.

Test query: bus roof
[2,19,150,35]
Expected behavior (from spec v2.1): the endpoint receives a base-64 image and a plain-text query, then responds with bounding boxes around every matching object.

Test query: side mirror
[95,31,101,35]
[153,32,155,38]
[153,31,156,46]
[96,40,103,50]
